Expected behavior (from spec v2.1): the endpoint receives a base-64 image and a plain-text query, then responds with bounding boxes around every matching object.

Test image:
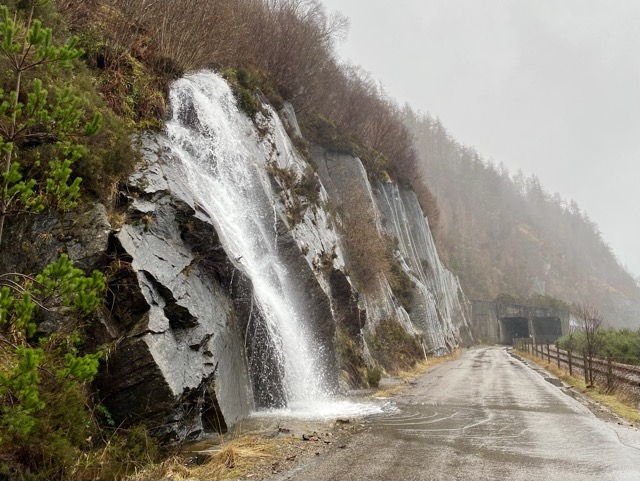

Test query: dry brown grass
[373,349,461,398]
[106,209,127,229]
[128,435,285,481]
[517,350,640,424]
[110,349,463,480]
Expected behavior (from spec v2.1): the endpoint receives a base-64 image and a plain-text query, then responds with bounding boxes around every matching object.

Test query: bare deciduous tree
[575,302,604,385]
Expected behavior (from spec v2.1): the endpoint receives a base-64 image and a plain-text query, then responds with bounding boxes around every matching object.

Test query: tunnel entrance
[500,317,529,344]
[532,317,562,343]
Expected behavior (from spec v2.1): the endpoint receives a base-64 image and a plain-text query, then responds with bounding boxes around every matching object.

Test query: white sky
[321,0,640,278]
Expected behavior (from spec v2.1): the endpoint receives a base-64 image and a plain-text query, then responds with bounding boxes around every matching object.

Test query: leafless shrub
[237,0,348,109]
[145,0,244,72]
[575,302,604,386]
[334,175,412,303]
[335,182,386,294]
[57,0,439,233]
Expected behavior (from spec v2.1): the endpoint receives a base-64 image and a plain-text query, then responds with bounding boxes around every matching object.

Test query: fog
[322,0,640,278]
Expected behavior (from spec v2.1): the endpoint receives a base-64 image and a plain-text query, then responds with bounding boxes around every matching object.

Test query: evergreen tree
[0,0,101,244]
[0,254,105,441]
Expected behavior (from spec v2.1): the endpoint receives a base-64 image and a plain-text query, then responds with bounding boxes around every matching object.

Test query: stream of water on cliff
[165,72,383,419]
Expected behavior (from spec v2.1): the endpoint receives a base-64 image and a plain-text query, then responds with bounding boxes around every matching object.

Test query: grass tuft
[129,435,280,481]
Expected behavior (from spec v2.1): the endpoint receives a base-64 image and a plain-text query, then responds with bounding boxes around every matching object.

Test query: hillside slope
[405,110,640,328]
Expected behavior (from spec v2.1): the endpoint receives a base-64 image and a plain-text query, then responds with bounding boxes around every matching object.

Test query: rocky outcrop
[374,182,473,351]
[0,204,111,275]
[1,72,473,441]
[313,147,472,355]
[96,137,253,442]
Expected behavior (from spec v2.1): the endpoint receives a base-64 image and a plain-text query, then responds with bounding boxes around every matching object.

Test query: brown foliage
[336,180,388,294]
[58,0,431,191]
[56,0,441,237]
[334,175,414,309]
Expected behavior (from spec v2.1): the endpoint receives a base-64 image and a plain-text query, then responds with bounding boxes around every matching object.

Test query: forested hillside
[404,110,640,328]
[1,1,638,478]
[0,1,443,478]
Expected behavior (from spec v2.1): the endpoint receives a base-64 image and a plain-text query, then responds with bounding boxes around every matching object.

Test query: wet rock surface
[0,203,111,274]
[96,136,253,442]
[374,181,472,351]
[0,72,477,444]
[312,146,472,350]
[96,77,476,440]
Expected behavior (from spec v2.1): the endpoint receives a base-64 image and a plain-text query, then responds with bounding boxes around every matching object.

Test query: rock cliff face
[313,148,472,355]
[96,138,254,442]
[2,71,473,441]
[374,182,473,351]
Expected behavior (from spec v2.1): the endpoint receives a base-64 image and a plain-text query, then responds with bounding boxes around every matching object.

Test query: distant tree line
[403,110,640,327]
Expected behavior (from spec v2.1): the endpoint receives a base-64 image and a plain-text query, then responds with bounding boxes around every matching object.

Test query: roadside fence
[512,337,640,399]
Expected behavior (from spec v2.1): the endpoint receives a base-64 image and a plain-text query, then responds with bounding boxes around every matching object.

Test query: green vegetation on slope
[0,2,102,243]
[0,2,150,479]
[558,329,640,365]
[6,0,633,478]
[0,1,442,478]
[0,254,106,479]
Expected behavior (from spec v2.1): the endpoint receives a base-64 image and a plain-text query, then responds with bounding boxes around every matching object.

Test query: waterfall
[164,72,382,418]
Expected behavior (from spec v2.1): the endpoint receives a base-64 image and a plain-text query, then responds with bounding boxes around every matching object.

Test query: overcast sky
[321,0,640,278]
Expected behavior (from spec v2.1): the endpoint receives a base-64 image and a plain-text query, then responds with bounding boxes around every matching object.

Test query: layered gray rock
[374,182,473,351]
[312,146,472,355]
[96,137,253,442]
[1,71,474,440]
[0,204,111,275]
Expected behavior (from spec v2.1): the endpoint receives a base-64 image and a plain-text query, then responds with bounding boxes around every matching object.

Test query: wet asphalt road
[286,346,640,480]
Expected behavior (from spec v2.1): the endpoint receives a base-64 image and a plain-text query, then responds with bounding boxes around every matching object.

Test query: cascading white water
[164,72,384,418]
[165,71,328,407]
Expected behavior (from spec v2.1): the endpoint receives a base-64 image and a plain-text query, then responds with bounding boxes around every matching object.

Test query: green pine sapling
[0,1,102,244]
[0,254,106,440]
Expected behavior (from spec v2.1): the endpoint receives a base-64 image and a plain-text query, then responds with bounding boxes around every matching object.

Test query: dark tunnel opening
[499,317,529,344]
[532,317,562,343]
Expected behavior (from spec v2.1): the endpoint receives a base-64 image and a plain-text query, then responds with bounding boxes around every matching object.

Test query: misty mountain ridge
[404,109,640,328]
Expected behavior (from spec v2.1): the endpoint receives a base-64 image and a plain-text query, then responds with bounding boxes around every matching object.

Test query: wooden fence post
[546,341,550,363]
[607,352,613,392]
[568,349,572,376]
[583,350,589,385]
[556,342,560,368]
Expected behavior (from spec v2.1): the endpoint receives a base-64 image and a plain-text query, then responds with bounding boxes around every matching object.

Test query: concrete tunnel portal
[499,316,563,344]
[470,301,570,345]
